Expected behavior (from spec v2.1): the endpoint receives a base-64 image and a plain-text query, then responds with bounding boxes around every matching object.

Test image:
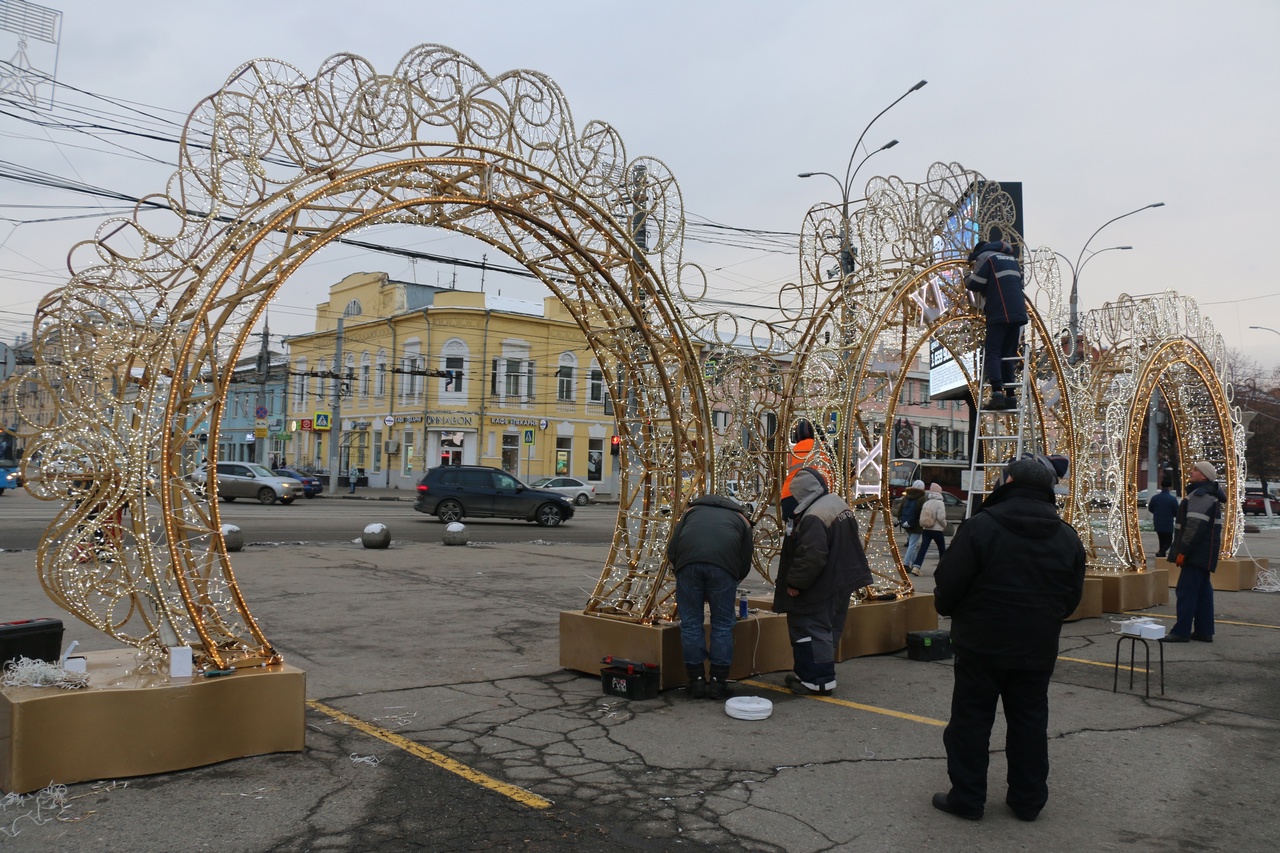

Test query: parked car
[1242,490,1280,516]
[414,465,575,526]
[198,462,303,505]
[1136,489,1149,508]
[274,468,323,498]
[531,475,595,505]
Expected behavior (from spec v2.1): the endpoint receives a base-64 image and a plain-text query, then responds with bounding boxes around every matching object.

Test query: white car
[196,462,304,505]
[531,476,595,505]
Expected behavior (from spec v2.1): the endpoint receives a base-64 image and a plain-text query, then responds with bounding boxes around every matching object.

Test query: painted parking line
[1121,611,1280,630]
[740,679,947,727]
[307,699,552,810]
[1058,655,1147,674]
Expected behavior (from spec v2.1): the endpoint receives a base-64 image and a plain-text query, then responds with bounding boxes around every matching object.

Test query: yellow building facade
[284,272,618,493]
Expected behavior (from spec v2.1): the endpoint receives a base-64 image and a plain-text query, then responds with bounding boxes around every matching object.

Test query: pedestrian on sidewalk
[666,494,754,699]
[773,467,872,696]
[913,483,949,572]
[1147,477,1179,558]
[1163,460,1227,643]
[897,480,926,574]
[931,454,1086,822]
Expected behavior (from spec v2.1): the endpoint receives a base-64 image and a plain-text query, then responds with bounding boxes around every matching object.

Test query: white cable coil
[724,695,773,720]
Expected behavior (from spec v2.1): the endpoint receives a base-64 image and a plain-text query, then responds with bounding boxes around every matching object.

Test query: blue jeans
[903,532,923,567]
[675,562,738,668]
[916,529,947,564]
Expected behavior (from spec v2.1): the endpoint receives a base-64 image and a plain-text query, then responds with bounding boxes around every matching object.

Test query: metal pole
[326,317,345,496]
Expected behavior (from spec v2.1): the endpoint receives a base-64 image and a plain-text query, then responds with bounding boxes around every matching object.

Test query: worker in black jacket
[965,240,1028,410]
[667,494,754,699]
[931,455,1086,823]
[771,468,872,696]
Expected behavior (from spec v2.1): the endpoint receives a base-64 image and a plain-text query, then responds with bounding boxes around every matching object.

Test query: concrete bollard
[221,524,244,552]
[361,523,391,549]
[442,521,469,546]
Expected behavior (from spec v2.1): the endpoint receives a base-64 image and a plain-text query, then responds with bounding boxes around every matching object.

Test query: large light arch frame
[19,48,710,667]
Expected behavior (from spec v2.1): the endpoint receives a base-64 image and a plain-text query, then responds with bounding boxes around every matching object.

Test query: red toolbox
[0,618,65,666]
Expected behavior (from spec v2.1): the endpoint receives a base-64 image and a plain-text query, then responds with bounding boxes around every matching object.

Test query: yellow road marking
[307,699,552,810]
[1122,611,1280,630]
[1058,655,1147,673]
[740,679,947,727]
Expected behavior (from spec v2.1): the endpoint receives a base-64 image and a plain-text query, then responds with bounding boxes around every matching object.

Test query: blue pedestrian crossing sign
[523,428,535,445]
[314,412,331,431]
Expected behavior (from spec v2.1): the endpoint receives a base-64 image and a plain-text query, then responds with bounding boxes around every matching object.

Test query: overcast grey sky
[2,0,1277,366]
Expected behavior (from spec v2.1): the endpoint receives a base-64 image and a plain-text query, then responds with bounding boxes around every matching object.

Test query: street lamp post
[1249,325,1280,338]
[798,79,927,281]
[1065,202,1164,363]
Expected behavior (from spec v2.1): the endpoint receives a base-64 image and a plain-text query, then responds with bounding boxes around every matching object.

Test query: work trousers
[1171,563,1215,638]
[943,653,1054,817]
[984,322,1024,393]
[786,595,851,692]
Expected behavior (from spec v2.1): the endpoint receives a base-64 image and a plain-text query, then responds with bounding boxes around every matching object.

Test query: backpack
[919,498,942,530]
[900,495,921,528]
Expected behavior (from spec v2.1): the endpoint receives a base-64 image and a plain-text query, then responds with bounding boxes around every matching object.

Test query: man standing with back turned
[931,455,1086,822]
[667,494,754,699]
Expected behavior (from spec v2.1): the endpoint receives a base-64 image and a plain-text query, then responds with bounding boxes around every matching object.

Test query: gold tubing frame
[11,48,1244,665]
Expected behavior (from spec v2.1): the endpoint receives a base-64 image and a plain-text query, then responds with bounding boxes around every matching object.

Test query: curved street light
[1065,202,1164,362]
[1249,325,1280,338]
[798,79,927,279]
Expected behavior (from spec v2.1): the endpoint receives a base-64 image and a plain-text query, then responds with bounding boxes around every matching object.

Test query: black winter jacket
[666,495,754,581]
[934,481,1085,670]
[1168,480,1226,572]
[772,472,873,616]
[965,240,1028,325]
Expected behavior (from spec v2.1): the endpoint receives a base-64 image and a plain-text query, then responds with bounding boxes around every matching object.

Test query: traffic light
[610,435,621,456]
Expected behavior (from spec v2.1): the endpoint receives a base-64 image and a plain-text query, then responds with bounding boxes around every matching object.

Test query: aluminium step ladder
[964,339,1036,517]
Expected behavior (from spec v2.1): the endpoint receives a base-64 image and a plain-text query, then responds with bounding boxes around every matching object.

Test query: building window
[587,438,603,482]
[360,353,371,398]
[557,365,574,402]
[376,351,387,398]
[712,410,731,431]
[556,437,572,475]
[296,358,308,404]
[589,368,603,403]
[504,358,522,398]
[444,356,464,394]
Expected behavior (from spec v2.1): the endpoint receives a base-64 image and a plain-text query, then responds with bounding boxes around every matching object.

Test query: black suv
[414,465,575,527]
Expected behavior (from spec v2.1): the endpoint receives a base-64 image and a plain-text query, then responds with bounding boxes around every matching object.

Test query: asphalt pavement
[2,506,1279,852]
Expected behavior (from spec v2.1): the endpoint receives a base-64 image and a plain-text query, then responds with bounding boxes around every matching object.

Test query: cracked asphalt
[3,526,1279,852]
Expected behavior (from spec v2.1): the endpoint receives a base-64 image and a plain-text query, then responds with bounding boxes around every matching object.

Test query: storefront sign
[425,415,474,426]
[489,417,540,426]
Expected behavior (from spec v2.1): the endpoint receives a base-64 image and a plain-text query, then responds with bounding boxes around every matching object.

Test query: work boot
[685,664,707,699]
[983,392,1009,410]
[708,665,732,700]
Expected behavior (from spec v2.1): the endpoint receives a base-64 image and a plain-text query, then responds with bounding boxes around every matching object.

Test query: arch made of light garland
[1071,293,1244,572]
[19,47,710,667]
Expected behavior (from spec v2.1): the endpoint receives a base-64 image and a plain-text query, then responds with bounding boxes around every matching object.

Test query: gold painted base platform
[1166,557,1266,591]
[1088,569,1170,613]
[1,648,306,794]
[1066,576,1104,621]
[560,593,939,690]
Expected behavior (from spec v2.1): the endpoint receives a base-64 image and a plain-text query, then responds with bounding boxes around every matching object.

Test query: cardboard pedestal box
[1066,577,1104,622]
[1166,557,1266,591]
[1,648,306,794]
[559,592,941,691]
[1088,569,1169,612]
